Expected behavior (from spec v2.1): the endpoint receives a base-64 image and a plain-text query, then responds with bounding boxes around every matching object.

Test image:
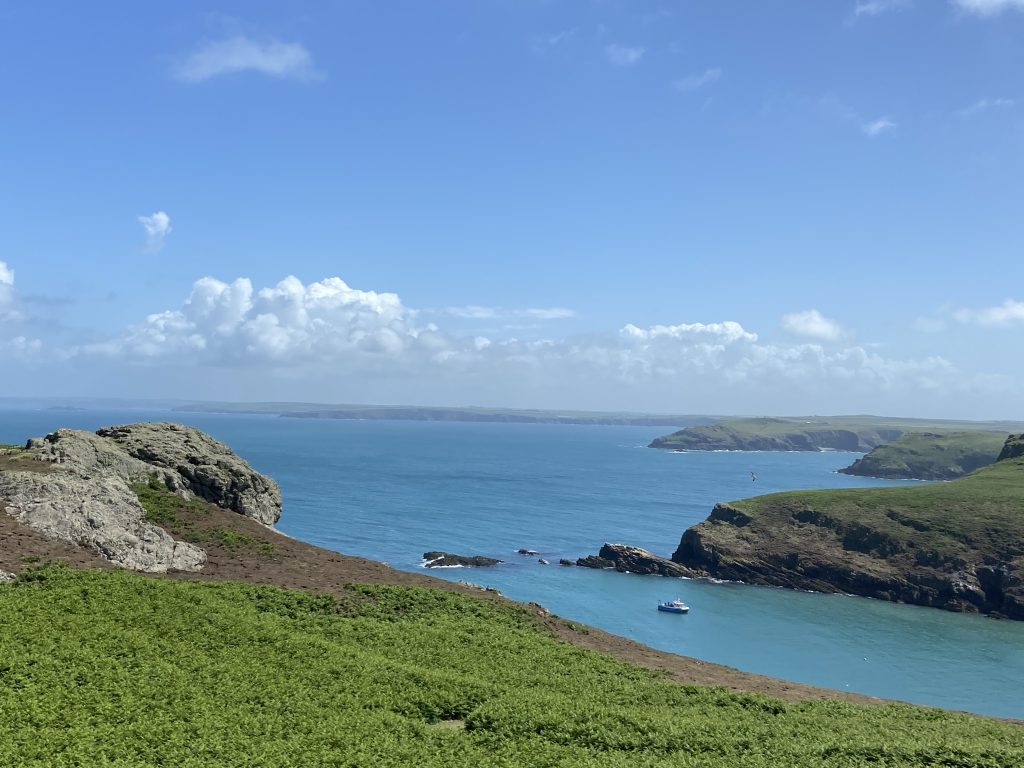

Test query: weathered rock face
[0,423,282,574]
[422,551,502,568]
[97,423,281,526]
[577,543,696,578]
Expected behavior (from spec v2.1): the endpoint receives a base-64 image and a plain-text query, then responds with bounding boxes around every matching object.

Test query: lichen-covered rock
[0,570,16,583]
[0,422,281,574]
[97,423,281,525]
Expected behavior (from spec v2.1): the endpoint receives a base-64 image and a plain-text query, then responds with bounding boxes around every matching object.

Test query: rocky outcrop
[0,423,282,574]
[422,552,502,568]
[97,423,281,525]
[998,434,1024,462]
[577,543,696,578]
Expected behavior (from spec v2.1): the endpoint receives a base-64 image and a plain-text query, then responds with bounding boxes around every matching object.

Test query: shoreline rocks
[577,543,696,578]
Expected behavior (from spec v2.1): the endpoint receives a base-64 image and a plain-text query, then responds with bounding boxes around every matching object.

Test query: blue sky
[2,0,1023,417]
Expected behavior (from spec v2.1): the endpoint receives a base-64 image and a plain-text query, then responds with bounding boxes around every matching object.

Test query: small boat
[657,599,690,614]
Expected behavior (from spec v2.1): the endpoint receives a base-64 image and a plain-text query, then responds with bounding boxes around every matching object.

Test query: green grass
[840,431,1008,480]
[0,564,1020,767]
[131,476,274,556]
[651,416,1024,452]
[730,451,1024,562]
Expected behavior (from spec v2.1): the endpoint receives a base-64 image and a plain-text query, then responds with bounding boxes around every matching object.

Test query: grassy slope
[840,431,1008,480]
[2,565,1022,767]
[730,451,1024,563]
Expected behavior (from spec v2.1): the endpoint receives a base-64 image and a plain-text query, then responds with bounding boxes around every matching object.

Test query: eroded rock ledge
[577,543,695,578]
[0,423,282,574]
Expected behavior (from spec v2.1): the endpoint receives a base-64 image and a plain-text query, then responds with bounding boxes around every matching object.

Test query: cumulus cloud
[605,43,645,67]
[81,272,975,408]
[0,261,12,287]
[952,0,1024,15]
[673,68,722,92]
[781,309,846,341]
[175,37,320,82]
[138,211,172,253]
[953,299,1024,327]
[956,98,1015,117]
[861,117,896,136]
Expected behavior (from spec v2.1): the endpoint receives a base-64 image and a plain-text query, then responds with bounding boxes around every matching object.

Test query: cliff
[839,431,1007,480]
[649,417,903,452]
[0,422,281,573]
[671,434,1024,619]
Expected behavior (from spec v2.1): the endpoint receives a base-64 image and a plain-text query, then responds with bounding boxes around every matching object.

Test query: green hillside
[673,436,1024,618]
[840,431,1008,480]
[1,565,1021,767]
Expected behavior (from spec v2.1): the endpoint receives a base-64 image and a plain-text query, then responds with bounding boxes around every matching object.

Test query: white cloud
[605,43,645,67]
[956,97,1015,117]
[441,306,576,320]
[853,0,912,17]
[861,117,896,136]
[673,68,722,92]
[952,0,1024,15]
[78,272,1009,413]
[176,36,319,82]
[0,260,19,321]
[953,299,1024,327]
[138,211,172,253]
[532,28,576,55]
[781,309,846,341]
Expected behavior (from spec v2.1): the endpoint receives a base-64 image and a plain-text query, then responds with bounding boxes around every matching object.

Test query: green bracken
[0,565,1021,767]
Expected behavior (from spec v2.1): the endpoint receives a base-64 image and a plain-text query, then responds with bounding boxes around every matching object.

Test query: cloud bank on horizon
[2,261,1016,417]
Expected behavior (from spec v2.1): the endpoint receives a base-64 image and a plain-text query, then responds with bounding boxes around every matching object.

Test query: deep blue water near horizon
[2,409,1023,718]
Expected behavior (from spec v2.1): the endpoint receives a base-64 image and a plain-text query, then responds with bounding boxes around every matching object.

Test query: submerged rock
[577,543,696,578]
[558,558,574,567]
[0,423,282,574]
[423,551,502,568]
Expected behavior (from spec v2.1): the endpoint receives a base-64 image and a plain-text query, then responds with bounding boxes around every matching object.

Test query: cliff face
[0,423,281,573]
[670,436,1024,619]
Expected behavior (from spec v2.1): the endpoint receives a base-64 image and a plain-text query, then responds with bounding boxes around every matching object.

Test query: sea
[2,408,1023,719]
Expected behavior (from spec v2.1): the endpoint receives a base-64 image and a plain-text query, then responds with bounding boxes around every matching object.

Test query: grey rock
[0,570,16,583]
[97,423,281,525]
[0,422,281,574]
[579,543,696,578]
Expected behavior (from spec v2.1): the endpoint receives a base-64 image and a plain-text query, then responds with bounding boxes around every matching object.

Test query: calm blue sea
[2,409,1023,718]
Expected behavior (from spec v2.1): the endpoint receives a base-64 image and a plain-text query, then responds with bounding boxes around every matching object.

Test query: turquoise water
[2,409,1023,718]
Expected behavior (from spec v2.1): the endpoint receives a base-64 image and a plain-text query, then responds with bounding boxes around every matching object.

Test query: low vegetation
[839,431,1008,480]
[132,476,275,556]
[1,564,1021,767]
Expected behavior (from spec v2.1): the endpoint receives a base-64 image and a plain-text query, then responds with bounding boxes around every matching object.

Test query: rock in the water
[577,543,696,578]
[517,548,539,556]
[0,422,282,574]
[422,551,502,568]
[558,558,575,567]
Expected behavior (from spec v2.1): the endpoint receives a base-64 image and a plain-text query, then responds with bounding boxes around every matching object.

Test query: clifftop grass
[731,449,1024,563]
[1,564,1021,767]
[839,431,1007,480]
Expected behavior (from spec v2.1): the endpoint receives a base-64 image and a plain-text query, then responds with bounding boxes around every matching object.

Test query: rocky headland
[649,417,903,452]
[838,430,1007,480]
[0,422,281,573]
[668,434,1024,619]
